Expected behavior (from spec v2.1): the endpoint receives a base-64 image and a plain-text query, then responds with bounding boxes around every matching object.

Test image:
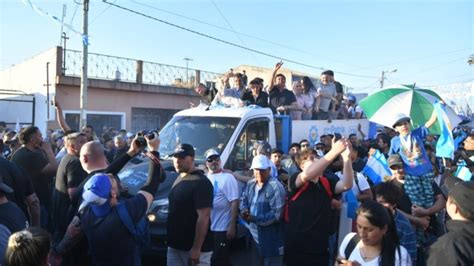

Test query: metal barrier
[64,49,221,88]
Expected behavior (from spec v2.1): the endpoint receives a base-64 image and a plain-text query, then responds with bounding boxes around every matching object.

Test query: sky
[1,0,473,93]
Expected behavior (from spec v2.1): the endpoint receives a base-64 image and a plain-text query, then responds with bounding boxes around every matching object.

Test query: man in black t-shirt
[267,62,298,114]
[52,132,88,247]
[167,143,213,266]
[0,157,40,226]
[11,126,58,229]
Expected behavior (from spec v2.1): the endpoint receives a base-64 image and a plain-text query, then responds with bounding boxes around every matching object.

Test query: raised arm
[335,144,354,194]
[53,97,71,132]
[268,61,283,93]
[295,138,349,188]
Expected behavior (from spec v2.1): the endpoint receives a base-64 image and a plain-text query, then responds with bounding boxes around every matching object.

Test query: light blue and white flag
[361,150,391,185]
[434,102,455,159]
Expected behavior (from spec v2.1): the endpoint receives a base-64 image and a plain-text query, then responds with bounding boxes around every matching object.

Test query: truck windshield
[159,116,240,162]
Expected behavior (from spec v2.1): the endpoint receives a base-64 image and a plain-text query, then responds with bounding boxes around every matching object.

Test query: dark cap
[387,154,403,168]
[442,176,474,219]
[171,143,195,158]
[0,176,14,194]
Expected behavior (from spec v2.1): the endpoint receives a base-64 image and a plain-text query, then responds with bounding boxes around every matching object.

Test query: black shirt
[0,157,35,216]
[285,172,338,253]
[81,194,148,266]
[334,81,344,94]
[52,153,87,242]
[11,147,52,206]
[0,202,28,233]
[201,87,218,105]
[241,91,269,108]
[167,170,213,251]
[269,88,297,114]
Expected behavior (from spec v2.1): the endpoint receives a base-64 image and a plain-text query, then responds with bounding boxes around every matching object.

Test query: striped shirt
[394,210,417,262]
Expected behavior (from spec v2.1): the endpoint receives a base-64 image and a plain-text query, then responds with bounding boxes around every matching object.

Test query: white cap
[391,113,411,128]
[250,155,270,170]
[205,148,220,159]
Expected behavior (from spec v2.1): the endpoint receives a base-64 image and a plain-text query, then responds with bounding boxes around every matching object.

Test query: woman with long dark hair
[337,200,411,266]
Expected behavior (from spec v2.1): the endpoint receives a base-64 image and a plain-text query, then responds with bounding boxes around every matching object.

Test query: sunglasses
[206,157,220,163]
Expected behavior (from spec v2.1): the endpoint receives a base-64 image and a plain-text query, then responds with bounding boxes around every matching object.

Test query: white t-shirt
[207,172,239,232]
[348,105,363,118]
[339,233,412,266]
[336,172,371,199]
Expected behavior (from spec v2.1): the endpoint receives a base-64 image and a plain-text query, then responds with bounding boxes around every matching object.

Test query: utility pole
[58,4,66,45]
[61,32,69,75]
[380,69,397,88]
[183,57,193,84]
[80,0,89,130]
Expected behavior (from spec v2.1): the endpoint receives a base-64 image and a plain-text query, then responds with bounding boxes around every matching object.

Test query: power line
[129,0,363,69]
[102,0,378,79]
[209,0,260,65]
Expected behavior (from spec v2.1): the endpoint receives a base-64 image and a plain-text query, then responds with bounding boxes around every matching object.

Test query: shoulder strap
[319,176,333,199]
[354,172,362,193]
[290,181,310,201]
[116,203,136,236]
[344,233,360,259]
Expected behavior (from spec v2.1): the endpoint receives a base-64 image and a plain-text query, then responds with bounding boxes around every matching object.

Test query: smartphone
[334,133,342,141]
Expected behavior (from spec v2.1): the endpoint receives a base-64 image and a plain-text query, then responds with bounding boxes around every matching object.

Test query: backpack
[116,202,150,249]
[283,176,333,223]
[344,234,361,259]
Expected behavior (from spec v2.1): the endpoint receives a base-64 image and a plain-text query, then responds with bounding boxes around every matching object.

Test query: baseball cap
[250,155,270,170]
[205,148,220,159]
[347,95,356,102]
[392,113,411,128]
[442,176,474,219]
[170,143,195,158]
[80,173,112,217]
[0,176,13,194]
[387,154,403,168]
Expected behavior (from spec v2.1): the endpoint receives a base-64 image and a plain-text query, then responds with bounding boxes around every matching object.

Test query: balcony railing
[64,49,221,88]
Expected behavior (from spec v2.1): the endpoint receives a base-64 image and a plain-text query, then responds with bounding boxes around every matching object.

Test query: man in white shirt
[205,149,239,266]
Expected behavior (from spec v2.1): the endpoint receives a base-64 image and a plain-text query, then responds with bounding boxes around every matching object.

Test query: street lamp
[183,57,193,84]
[380,69,397,88]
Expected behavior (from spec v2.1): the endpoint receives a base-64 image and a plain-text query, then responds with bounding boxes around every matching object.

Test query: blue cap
[80,173,112,217]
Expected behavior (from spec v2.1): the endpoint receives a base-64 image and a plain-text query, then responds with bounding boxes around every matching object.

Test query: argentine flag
[434,102,455,159]
[361,150,391,185]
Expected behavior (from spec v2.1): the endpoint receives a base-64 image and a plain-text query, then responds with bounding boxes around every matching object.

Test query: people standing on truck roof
[167,143,214,266]
[290,81,312,121]
[267,62,299,115]
[204,149,239,266]
[211,74,245,108]
[313,70,338,121]
[241,77,269,108]
[240,154,286,266]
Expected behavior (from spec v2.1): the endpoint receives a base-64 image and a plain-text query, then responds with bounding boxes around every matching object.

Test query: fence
[64,49,221,88]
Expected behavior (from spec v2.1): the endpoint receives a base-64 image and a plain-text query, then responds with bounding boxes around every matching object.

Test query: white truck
[158,105,370,171]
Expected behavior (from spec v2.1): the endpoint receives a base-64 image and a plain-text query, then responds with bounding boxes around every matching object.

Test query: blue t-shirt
[389,126,433,176]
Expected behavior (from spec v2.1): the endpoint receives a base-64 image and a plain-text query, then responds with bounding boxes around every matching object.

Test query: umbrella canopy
[359,84,461,135]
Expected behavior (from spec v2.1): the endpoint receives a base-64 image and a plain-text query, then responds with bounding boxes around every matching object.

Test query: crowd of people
[0,66,473,266]
[194,62,364,121]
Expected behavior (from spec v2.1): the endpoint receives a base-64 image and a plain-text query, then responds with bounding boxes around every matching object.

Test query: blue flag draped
[434,102,455,159]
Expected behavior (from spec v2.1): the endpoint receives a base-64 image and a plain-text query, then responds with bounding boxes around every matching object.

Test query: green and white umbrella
[359,84,461,135]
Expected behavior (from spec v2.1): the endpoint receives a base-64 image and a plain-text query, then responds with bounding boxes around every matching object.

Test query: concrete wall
[0,47,60,134]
